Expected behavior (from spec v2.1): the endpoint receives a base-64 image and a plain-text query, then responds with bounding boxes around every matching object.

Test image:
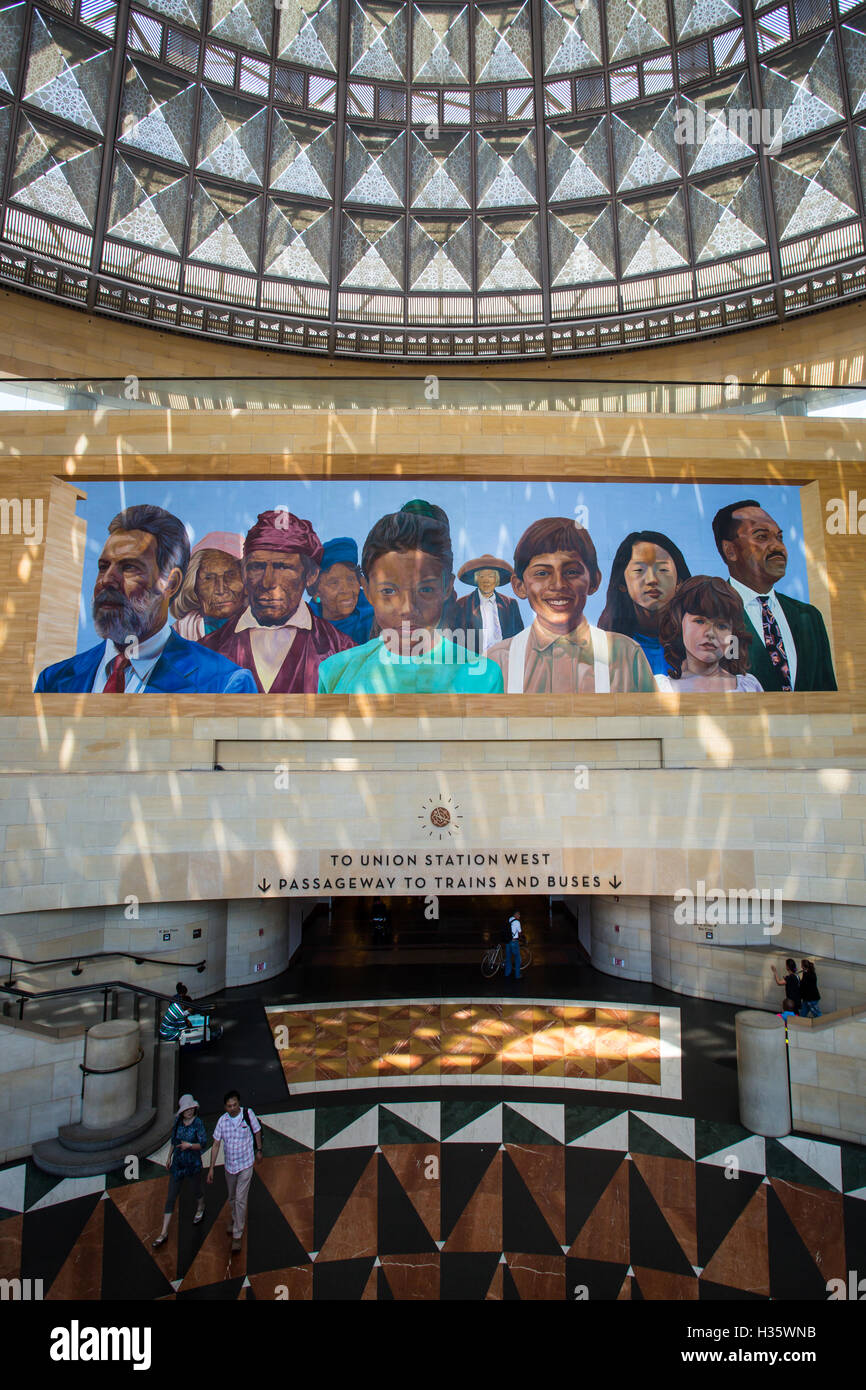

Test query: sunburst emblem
[419,794,462,840]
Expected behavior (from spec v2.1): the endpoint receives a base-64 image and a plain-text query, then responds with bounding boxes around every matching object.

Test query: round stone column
[735,1011,791,1137]
[81,1019,141,1129]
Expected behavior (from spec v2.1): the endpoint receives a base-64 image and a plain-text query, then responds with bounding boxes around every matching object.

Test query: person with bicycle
[502,909,524,981]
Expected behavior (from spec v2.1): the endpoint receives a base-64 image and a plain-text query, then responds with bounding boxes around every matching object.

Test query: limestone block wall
[0,901,227,1001]
[788,1011,866,1146]
[648,898,866,1012]
[0,1021,84,1162]
[590,896,652,983]
[225,899,294,988]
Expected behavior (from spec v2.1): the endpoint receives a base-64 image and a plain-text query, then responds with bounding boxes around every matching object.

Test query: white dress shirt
[479,592,502,651]
[728,576,798,689]
[235,601,312,692]
[91,620,173,693]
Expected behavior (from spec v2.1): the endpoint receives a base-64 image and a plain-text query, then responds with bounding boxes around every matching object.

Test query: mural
[34,480,836,695]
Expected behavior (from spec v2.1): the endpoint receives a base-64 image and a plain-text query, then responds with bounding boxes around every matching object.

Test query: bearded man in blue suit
[35,504,257,694]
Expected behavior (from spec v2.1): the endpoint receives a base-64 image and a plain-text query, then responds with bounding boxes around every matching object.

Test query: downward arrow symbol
[257,878,271,893]
[609,875,622,890]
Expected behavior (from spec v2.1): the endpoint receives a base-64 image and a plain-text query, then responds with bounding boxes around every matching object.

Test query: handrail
[1,950,207,987]
[0,978,214,1025]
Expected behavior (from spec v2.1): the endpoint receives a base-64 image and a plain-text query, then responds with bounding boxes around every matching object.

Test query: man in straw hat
[454,554,524,654]
[201,508,353,692]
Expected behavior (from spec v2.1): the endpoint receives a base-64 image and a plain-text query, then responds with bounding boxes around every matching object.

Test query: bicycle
[480,942,532,978]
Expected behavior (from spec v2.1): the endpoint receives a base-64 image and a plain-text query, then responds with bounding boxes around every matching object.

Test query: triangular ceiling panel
[278,0,339,72]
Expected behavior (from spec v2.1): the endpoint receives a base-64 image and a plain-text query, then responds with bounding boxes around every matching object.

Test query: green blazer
[743,592,837,692]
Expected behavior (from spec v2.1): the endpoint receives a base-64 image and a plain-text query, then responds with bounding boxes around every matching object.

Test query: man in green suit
[712,500,837,692]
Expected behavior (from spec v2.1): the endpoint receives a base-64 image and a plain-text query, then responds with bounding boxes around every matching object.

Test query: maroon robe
[200,606,353,693]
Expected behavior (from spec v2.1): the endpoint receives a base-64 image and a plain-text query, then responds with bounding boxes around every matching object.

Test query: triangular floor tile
[28,1174,106,1212]
[44,1198,104,1300]
[696,1163,764,1270]
[378,1107,434,1146]
[769,1178,846,1287]
[566,1256,628,1300]
[503,1151,563,1256]
[565,1147,626,1248]
[442,1144,499,1243]
[503,1101,563,1144]
[0,1166,26,1214]
[258,1110,315,1153]
[443,1152,502,1253]
[695,1118,760,1162]
[776,1135,842,1192]
[314,1148,376,1253]
[317,1106,379,1151]
[506,1143,565,1247]
[699,1135,765,1177]
[505,1252,565,1300]
[245,1167,310,1274]
[442,1101,502,1144]
[701,1187,769,1296]
[630,1111,694,1160]
[567,1158,629,1263]
[632,1152,697,1267]
[102,1199,175,1300]
[841,1143,866,1197]
[378,1101,440,1141]
[317,1153,378,1262]
[767,1183,832,1300]
[566,1110,628,1151]
[628,1163,695,1278]
[440,1251,500,1300]
[256,1153,315,1254]
[22,1192,102,1291]
[380,1144,440,1242]
[378,1153,438,1256]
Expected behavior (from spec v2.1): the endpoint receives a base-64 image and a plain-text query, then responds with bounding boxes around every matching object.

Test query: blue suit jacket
[34,629,258,694]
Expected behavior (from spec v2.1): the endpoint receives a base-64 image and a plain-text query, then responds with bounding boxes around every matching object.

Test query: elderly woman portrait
[171,531,245,642]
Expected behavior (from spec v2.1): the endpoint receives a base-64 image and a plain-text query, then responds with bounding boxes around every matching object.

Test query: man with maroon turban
[200,509,353,693]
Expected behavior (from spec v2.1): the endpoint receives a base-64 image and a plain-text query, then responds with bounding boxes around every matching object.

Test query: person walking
[207,1089,262,1252]
[799,960,822,1018]
[503,909,524,982]
[771,958,802,1015]
[152,1094,207,1247]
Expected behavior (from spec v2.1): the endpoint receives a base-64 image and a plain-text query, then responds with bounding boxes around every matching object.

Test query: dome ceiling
[0,0,864,358]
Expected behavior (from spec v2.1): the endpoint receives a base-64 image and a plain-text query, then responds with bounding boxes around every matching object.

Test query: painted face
[681,612,732,671]
[623,542,678,613]
[244,549,314,626]
[724,506,788,591]
[363,550,453,652]
[315,562,360,621]
[93,529,180,643]
[513,549,600,636]
[475,568,499,598]
[194,550,244,619]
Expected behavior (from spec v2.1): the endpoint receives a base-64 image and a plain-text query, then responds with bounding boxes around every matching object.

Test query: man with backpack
[207,1088,262,1252]
[502,909,524,981]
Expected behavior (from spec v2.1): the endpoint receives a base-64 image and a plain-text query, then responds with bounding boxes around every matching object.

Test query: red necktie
[103,654,131,692]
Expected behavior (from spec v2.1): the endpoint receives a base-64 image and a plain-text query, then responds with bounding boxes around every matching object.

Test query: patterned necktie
[103,653,131,692]
[758,596,792,691]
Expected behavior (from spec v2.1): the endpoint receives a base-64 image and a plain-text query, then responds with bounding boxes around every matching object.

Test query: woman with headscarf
[171,532,246,641]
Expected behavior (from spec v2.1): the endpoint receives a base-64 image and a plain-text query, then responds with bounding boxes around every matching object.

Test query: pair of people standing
[772,959,822,1017]
[152,1089,262,1253]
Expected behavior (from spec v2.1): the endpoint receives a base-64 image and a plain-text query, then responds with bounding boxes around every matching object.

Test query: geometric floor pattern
[266,999,681,1098]
[2,1102,864,1300]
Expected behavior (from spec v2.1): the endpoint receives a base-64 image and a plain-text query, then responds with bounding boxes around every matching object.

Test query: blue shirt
[170,1116,207,1176]
[631,629,668,676]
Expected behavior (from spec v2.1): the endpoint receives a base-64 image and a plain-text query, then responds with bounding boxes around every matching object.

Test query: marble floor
[266,998,681,1098]
[2,1099,864,1300]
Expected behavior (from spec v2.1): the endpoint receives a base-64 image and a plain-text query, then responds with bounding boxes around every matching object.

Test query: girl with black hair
[598,531,691,676]
[316,502,503,693]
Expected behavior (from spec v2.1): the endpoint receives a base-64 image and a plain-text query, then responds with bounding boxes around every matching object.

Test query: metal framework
[0,0,863,360]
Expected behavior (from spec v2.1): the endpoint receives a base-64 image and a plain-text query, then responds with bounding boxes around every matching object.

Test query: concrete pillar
[81,1019,141,1129]
[735,1011,791,1137]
